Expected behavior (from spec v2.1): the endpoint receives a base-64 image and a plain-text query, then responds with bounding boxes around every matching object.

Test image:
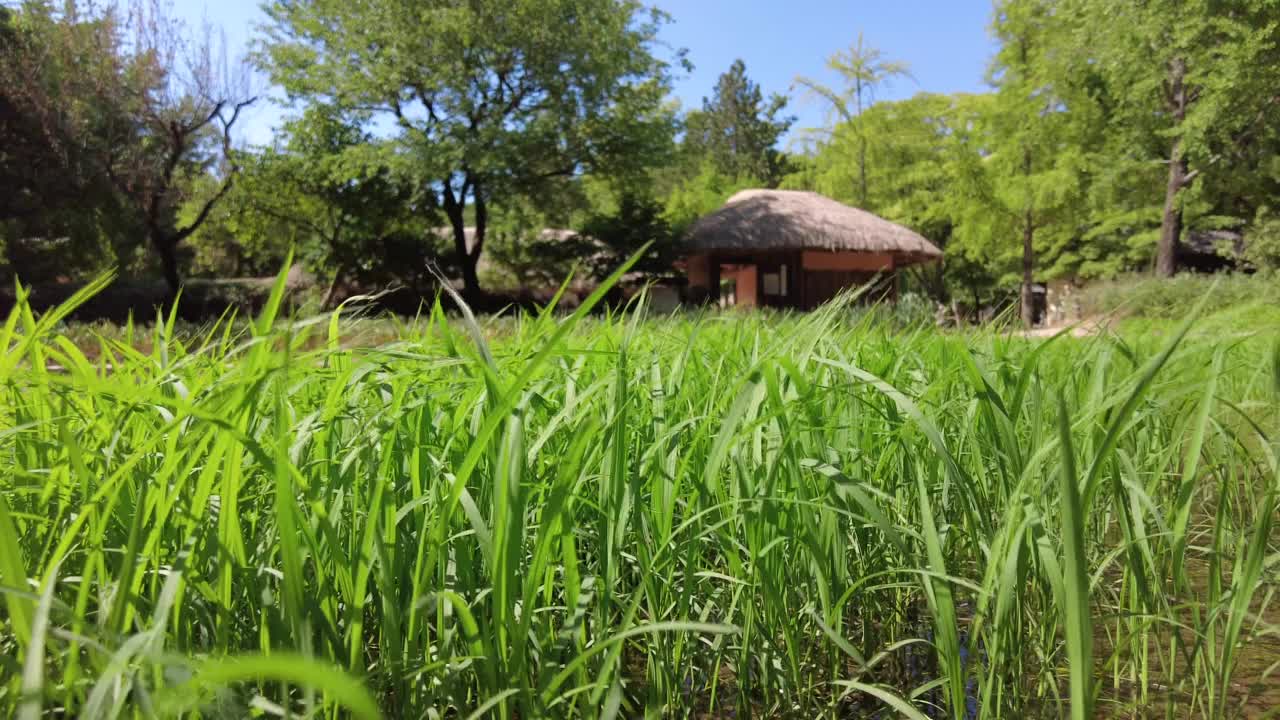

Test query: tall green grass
[1,271,1277,718]
[1077,271,1280,323]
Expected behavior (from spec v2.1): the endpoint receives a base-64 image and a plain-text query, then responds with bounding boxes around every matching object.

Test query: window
[763,273,780,295]
[763,265,788,296]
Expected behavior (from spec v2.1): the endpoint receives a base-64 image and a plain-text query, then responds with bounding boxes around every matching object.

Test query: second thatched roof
[686,189,942,265]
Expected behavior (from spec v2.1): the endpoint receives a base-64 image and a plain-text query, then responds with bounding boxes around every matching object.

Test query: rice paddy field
[1,271,1278,718]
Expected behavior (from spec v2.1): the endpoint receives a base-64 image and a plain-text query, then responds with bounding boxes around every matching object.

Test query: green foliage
[257,0,678,293]
[1078,272,1280,320]
[790,4,1280,307]
[683,59,794,187]
[985,1,1094,262]
[2,282,1278,717]
[0,0,254,291]
[858,290,937,329]
[662,163,761,237]
[795,32,913,130]
[793,32,912,208]
[1060,0,1280,274]
[484,188,675,291]
[785,93,953,222]
[644,59,796,250]
[10,0,1280,310]
[1063,0,1280,169]
[784,93,1009,306]
[188,108,439,295]
[474,201,570,291]
[1244,208,1280,271]
[0,1,140,282]
[581,189,676,278]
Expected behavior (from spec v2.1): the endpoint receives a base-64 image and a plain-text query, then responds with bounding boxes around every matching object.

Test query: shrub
[1077,272,1280,320]
[1244,209,1280,271]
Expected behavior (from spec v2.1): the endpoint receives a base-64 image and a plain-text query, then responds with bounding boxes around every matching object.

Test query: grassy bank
[1078,272,1280,322]
[1,273,1278,718]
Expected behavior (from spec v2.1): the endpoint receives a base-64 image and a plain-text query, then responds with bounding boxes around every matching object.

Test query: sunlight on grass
[1,269,1277,718]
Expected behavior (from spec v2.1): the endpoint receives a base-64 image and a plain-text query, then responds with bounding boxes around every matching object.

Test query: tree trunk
[459,252,480,298]
[856,77,868,208]
[1157,57,1189,278]
[858,135,868,209]
[442,187,480,298]
[1020,210,1036,328]
[1156,138,1187,278]
[153,231,180,298]
[321,265,344,311]
[1020,143,1036,329]
[470,182,487,299]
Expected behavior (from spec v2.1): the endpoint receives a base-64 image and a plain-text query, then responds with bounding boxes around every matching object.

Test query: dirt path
[1019,316,1112,339]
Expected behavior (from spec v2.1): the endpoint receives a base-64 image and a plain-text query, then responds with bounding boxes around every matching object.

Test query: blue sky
[173,0,998,146]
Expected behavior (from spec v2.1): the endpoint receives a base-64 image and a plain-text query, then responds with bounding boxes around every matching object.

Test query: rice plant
[1,267,1277,718]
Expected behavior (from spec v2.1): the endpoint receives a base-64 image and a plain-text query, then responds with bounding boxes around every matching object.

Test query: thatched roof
[686,189,942,265]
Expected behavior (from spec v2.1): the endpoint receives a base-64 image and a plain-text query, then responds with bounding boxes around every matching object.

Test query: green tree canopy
[186,108,433,305]
[794,33,912,207]
[0,1,138,281]
[682,59,794,187]
[1063,0,1280,276]
[258,0,678,296]
[0,0,254,293]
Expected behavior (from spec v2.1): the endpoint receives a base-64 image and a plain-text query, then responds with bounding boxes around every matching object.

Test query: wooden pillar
[798,252,808,310]
[708,255,720,304]
[791,250,803,310]
[747,252,757,304]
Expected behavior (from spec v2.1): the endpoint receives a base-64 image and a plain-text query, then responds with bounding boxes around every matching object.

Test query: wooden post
[708,256,720,305]
[755,255,764,308]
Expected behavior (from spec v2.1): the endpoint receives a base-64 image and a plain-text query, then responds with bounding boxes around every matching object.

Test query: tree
[0,0,255,293]
[187,108,437,305]
[581,189,676,279]
[663,164,761,237]
[683,59,794,187]
[992,1,1048,326]
[783,94,951,213]
[490,185,675,293]
[785,92,983,306]
[0,1,135,281]
[1244,207,1280,272]
[258,0,677,298]
[958,0,1092,327]
[1066,0,1280,276]
[794,33,912,208]
[112,1,255,295]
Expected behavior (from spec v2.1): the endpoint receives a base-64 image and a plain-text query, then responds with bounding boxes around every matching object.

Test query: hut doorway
[690,250,901,311]
[714,257,796,309]
[717,262,757,307]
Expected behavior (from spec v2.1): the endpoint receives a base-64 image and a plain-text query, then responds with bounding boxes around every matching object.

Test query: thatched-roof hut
[683,189,942,309]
